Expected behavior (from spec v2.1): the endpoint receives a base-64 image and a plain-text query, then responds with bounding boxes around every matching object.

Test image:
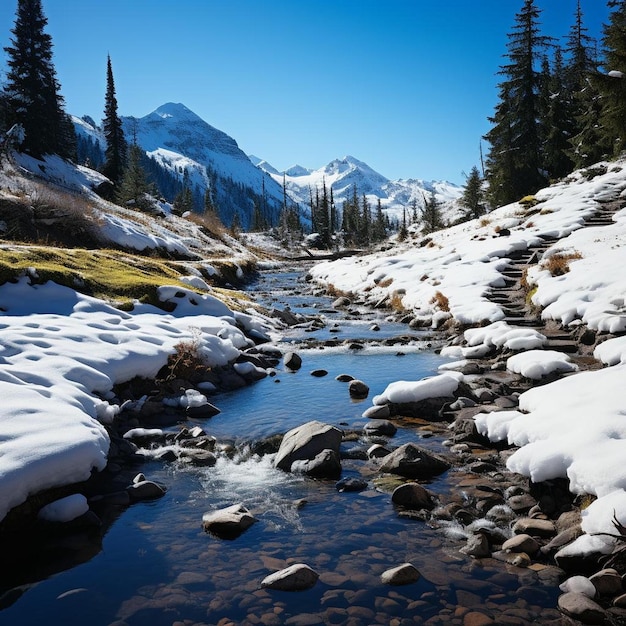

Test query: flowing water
[0,266,566,625]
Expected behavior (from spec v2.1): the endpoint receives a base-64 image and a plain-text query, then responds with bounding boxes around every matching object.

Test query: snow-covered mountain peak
[150,102,203,123]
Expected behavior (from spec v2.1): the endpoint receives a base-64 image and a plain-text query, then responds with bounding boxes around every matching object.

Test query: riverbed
[0,266,567,625]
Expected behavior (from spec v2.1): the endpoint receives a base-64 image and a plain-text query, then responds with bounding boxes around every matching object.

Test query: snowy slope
[256,154,464,226]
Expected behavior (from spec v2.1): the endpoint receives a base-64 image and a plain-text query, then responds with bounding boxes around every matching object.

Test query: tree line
[484,0,626,207]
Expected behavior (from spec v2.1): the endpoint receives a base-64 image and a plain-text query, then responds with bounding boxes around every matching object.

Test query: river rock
[379,443,451,478]
[460,532,491,559]
[560,575,597,598]
[127,480,167,502]
[274,420,343,472]
[558,592,607,624]
[202,503,256,538]
[590,568,623,596]
[284,352,302,371]
[362,404,391,420]
[513,517,556,537]
[367,444,391,458]
[380,562,421,585]
[261,563,319,591]
[336,373,354,382]
[310,369,328,377]
[502,533,540,555]
[178,449,217,467]
[348,379,369,399]
[332,296,351,308]
[291,449,341,479]
[186,402,220,418]
[391,483,434,510]
[363,419,397,437]
[336,477,368,492]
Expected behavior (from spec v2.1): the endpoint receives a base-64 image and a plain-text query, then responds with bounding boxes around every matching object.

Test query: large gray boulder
[202,503,256,538]
[274,420,343,472]
[379,443,450,478]
[291,449,341,479]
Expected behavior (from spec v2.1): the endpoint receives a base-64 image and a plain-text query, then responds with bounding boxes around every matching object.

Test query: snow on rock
[372,372,462,406]
[38,494,89,523]
[506,350,578,379]
[0,276,260,522]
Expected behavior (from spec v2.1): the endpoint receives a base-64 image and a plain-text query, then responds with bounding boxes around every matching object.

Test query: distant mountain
[255,155,464,226]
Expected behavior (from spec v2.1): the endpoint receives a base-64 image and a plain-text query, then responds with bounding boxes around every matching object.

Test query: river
[0,265,566,625]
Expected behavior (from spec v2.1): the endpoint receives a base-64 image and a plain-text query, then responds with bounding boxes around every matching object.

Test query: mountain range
[73,102,463,229]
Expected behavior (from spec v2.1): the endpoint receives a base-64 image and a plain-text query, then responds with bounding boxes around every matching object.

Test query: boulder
[261,563,319,591]
[379,443,451,478]
[367,444,391,459]
[332,296,351,308]
[336,373,354,382]
[363,419,397,437]
[202,503,256,539]
[460,532,491,559]
[502,534,540,555]
[558,592,607,624]
[291,449,342,479]
[284,352,302,371]
[310,369,328,377]
[362,404,391,420]
[513,517,556,538]
[348,379,369,399]
[590,568,623,597]
[127,480,167,502]
[380,562,421,585]
[274,421,343,472]
[336,477,368,492]
[186,402,220,419]
[391,483,434,510]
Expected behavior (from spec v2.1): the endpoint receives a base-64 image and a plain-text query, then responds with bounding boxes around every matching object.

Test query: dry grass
[543,252,582,277]
[377,277,393,288]
[163,330,213,382]
[429,290,450,312]
[186,211,228,241]
[389,291,406,312]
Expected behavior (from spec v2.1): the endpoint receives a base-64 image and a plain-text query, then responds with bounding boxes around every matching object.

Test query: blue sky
[0,1,611,184]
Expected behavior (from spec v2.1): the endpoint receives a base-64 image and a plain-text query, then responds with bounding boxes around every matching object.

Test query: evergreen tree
[460,166,486,220]
[102,55,127,184]
[4,0,74,158]
[117,143,151,210]
[597,1,626,157]
[397,207,408,242]
[484,0,552,205]
[422,192,444,234]
[372,198,387,242]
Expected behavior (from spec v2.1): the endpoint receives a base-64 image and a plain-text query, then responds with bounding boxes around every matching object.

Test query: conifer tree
[372,198,387,242]
[117,142,151,211]
[422,192,444,234]
[4,0,74,158]
[460,166,486,220]
[484,0,552,205]
[102,54,127,184]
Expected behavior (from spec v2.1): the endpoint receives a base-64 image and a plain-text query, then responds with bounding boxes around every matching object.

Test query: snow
[0,274,258,522]
[38,494,89,523]
[371,372,463,407]
[311,157,626,558]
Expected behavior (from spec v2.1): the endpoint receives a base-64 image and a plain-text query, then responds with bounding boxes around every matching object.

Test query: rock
[507,493,537,513]
[541,525,583,555]
[335,373,354,382]
[590,568,623,597]
[379,443,451,478]
[362,404,391,420]
[502,534,540,555]
[336,477,368,492]
[460,532,491,558]
[186,402,220,418]
[127,480,167,502]
[348,379,369,399]
[179,449,217,467]
[332,296,351,308]
[558,592,607,624]
[310,369,328,377]
[284,352,302,371]
[291,449,342,479]
[391,483,434,510]
[380,562,421,585]
[462,612,494,626]
[560,575,597,598]
[363,419,397,437]
[274,421,343,472]
[202,503,256,538]
[261,563,319,591]
[367,444,391,458]
[513,517,556,538]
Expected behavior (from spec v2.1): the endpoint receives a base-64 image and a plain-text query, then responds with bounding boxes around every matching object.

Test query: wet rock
[560,575,597,598]
[178,449,217,467]
[332,296,351,308]
[186,402,220,418]
[512,517,556,538]
[122,428,166,446]
[335,373,354,382]
[348,379,369,399]
[336,477,368,492]
[460,532,491,559]
[379,443,451,478]
[590,568,623,597]
[558,592,607,624]
[491,550,531,568]
[363,419,397,437]
[274,420,343,472]
[367,444,391,459]
[261,563,319,591]
[362,404,391,420]
[462,612,494,626]
[284,352,302,371]
[154,448,177,462]
[541,525,583,556]
[391,482,434,510]
[380,562,421,585]
[127,480,167,502]
[202,503,256,538]
[291,448,342,479]
[506,493,537,514]
[502,534,540,555]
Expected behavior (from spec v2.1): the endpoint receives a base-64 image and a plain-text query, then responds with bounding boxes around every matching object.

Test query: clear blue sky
[0,1,611,184]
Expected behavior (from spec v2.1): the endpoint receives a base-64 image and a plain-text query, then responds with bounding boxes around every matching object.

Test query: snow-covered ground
[311,159,626,560]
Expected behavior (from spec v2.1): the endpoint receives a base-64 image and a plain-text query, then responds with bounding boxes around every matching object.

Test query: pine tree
[397,207,408,242]
[117,143,151,210]
[102,55,127,184]
[597,1,626,157]
[372,198,387,242]
[422,192,444,234]
[4,0,74,158]
[484,0,552,205]
[460,166,486,220]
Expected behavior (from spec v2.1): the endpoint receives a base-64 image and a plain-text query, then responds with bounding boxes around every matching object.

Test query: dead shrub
[543,252,582,277]
[430,290,450,312]
[389,291,406,312]
[377,277,393,288]
[164,331,212,382]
